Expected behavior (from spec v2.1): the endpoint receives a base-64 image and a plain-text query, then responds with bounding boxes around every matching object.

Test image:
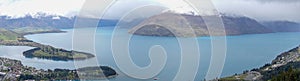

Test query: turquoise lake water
[1,27,300,80]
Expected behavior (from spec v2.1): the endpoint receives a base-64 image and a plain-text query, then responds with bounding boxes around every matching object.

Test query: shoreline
[130,30,300,38]
[0,57,117,80]
[0,29,95,61]
[220,45,300,80]
[21,30,67,36]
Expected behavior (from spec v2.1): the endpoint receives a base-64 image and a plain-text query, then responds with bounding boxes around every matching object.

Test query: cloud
[101,0,300,22]
[0,0,85,17]
[102,0,161,19]
[212,0,300,22]
[100,0,194,19]
[250,0,300,3]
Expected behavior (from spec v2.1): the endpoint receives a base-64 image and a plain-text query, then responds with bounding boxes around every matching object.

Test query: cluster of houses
[0,57,19,80]
[264,48,300,71]
[0,57,46,80]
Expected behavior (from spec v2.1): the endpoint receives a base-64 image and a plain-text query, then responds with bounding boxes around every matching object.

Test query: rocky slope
[128,12,273,37]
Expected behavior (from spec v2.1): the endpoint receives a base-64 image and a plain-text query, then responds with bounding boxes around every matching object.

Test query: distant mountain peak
[0,14,119,29]
[52,16,61,20]
[0,12,64,19]
[162,7,198,16]
[163,8,241,17]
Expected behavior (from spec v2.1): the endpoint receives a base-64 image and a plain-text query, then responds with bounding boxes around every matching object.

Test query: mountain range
[128,12,300,37]
[0,13,299,37]
[0,15,118,29]
[262,21,300,32]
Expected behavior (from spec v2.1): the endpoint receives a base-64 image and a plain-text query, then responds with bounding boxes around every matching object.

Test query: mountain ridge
[261,21,300,32]
[128,12,274,37]
[0,14,118,29]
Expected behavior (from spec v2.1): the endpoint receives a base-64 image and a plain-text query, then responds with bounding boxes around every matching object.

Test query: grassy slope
[0,28,19,41]
[0,27,94,61]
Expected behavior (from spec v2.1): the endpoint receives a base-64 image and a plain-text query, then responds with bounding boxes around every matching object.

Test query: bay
[12,27,300,80]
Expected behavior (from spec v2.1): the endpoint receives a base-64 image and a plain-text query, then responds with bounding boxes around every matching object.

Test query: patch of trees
[260,62,300,80]
[271,67,300,81]
[23,45,94,61]
[18,66,117,80]
[19,69,79,80]
[77,66,117,77]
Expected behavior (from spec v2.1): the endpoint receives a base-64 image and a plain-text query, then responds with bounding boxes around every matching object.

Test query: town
[0,57,41,80]
[0,57,117,80]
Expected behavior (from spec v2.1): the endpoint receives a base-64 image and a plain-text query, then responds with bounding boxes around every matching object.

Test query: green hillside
[0,27,95,61]
[11,27,64,35]
[0,28,20,41]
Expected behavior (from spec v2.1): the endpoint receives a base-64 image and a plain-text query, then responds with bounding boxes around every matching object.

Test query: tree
[271,67,300,81]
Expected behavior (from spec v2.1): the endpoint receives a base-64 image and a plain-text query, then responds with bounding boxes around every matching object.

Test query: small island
[23,47,94,61]
[0,27,95,61]
[0,57,117,80]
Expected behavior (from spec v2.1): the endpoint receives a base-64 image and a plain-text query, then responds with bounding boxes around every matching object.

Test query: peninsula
[0,28,95,61]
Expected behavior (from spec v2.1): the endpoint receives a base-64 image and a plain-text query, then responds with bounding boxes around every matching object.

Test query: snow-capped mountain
[163,6,198,16]
[0,13,118,29]
[161,3,219,16]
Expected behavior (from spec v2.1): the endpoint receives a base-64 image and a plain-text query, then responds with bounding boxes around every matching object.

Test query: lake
[1,27,300,80]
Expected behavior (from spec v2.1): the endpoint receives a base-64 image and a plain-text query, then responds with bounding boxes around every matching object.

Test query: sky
[0,0,85,17]
[212,0,300,22]
[0,0,299,22]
